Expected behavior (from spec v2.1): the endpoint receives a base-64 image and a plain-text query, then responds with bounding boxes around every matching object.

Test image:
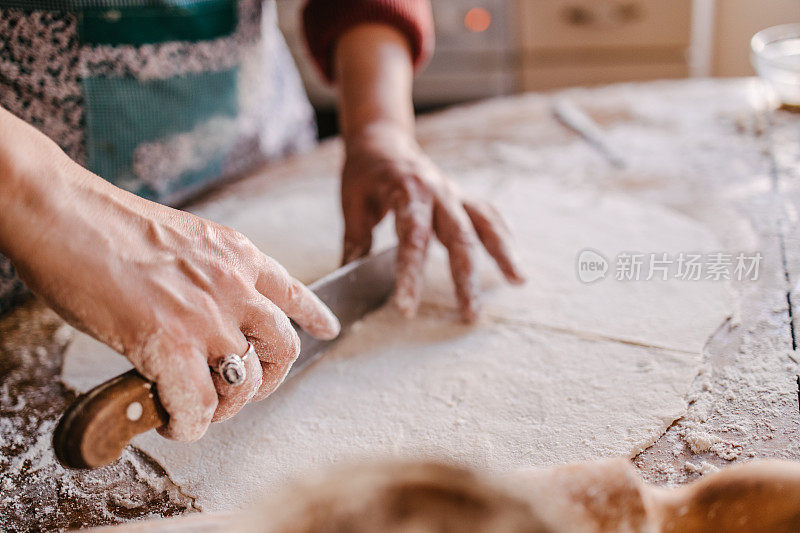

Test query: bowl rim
[751,22,800,70]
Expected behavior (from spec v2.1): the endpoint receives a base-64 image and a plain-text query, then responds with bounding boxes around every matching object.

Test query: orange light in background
[464,7,491,33]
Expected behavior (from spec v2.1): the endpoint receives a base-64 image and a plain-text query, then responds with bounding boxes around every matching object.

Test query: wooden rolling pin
[91,458,800,532]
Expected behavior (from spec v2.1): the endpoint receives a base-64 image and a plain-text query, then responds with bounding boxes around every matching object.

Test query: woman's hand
[0,109,339,441]
[342,125,525,322]
[335,25,525,322]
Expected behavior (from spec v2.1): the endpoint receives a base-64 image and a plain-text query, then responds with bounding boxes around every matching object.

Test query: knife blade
[53,246,397,470]
[290,246,397,377]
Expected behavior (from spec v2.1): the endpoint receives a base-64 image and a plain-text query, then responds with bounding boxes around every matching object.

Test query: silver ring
[217,343,254,386]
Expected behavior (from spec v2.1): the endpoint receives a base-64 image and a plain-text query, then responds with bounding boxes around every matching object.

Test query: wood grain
[53,370,167,469]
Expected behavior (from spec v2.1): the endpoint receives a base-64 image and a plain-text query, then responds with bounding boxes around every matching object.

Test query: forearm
[0,108,134,280]
[335,24,416,141]
[0,109,78,261]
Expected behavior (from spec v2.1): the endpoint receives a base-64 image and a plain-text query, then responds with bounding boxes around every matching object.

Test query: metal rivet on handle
[126,401,143,421]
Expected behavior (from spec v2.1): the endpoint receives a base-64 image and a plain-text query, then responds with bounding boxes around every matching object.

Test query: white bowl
[751,23,800,107]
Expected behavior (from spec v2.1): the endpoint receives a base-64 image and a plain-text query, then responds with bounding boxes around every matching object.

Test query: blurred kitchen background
[276,0,799,137]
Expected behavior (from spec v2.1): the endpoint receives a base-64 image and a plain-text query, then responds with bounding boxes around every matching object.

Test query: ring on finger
[216,342,255,387]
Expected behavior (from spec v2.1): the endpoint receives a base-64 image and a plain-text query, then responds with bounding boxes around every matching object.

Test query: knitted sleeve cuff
[302,0,434,83]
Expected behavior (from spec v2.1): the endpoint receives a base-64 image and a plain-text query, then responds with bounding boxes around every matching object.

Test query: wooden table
[1,78,798,530]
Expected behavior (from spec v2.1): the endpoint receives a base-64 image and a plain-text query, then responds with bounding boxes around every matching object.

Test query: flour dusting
[0,303,193,531]
[62,180,731,512]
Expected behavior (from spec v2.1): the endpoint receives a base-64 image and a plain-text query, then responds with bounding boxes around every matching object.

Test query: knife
[53,246,397,470]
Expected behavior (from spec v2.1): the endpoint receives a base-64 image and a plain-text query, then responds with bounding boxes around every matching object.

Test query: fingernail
[323,312,342,339]
[343,243,369,265]
[342,244,357,265]
[508,269,527,285]
[461,305,480,324]
[343,251,358,265]
[459,295,481,323]
[394,289,418,318]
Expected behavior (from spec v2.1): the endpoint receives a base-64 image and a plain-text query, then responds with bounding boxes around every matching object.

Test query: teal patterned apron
[0,0,317,312]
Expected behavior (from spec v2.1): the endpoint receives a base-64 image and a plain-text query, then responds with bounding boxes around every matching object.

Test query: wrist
[343,120,422,166]
[336,24,416,141]
[345,119,414,147]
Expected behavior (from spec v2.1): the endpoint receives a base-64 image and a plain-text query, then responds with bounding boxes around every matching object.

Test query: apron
[0,0,317,313]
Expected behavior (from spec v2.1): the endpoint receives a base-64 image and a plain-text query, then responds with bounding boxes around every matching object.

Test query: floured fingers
[241,297,302,402]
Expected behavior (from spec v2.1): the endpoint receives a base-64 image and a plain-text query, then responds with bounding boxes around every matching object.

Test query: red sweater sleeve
[302,0,434,83]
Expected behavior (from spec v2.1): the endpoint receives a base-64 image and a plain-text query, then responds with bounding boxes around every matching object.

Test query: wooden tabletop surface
[1,78,799,530]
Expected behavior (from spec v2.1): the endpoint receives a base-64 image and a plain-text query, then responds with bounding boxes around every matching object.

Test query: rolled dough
[61,145,731,511]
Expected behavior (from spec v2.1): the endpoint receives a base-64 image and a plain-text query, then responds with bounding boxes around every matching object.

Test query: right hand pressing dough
[0,108,340,441]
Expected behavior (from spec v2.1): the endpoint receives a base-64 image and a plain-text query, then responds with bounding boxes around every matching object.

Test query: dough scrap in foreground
[61,178,731,512]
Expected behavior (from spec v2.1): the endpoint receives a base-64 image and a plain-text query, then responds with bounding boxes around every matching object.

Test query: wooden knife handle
[53,369,168,469]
